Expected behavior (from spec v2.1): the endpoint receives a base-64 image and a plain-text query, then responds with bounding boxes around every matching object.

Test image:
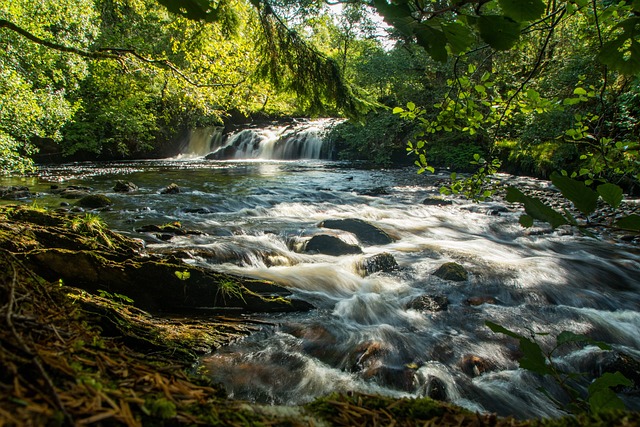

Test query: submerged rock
[304,234,363,256]
[356,252,399,276]
[466,296,497,306]
[318,218,393,245]
[433,262,468,282]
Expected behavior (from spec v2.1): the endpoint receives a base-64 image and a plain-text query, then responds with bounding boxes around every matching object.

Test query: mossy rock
[76,194,113,208]
[433,262,468,282]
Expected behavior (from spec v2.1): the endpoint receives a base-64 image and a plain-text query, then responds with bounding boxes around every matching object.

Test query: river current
[4,154,640,418]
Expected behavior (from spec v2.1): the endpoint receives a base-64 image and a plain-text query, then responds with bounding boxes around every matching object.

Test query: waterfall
[206,119,339,161]
[179,126,224,158]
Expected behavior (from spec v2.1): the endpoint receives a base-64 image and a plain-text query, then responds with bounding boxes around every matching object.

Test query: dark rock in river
[421,197,453,206]
[76,194,113,209]
[406,295,449,312]
[595,351,640,390]
[357,252,399,276]
[304,234,363,256]
[357,187,389,197]
[421,376,448,401]
[318,218,393,246]
[135,222,204,237]
[433,262,468,282]
[160,183,181,194]
[0,186,32,200]
[59,189,91,199]
[113,180,138,192]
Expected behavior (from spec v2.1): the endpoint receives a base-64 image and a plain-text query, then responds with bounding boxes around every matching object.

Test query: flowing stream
[3,121,639,419]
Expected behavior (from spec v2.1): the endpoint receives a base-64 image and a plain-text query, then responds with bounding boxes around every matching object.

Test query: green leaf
[392,107,404,114]
[498,0,546,22]
[442,22,474,54]
[519,338,551,375]
[573,87,587,95]
[407,102,416,111]
[486,322,550,375]
[415,25,448,62]
[506,187,568,229]
[597,183,623,209]
[550,172,598,215]
[477,16,521,50]
[597,18,640,75]
[486,321,523,339]
[175,270,191,280]
[588,372,633,413]
[615,214,640,231]
[519,214,534,227]
[555,331,610,350]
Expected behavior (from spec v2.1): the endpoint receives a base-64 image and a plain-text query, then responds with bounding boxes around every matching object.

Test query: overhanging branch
[0,19,245,88]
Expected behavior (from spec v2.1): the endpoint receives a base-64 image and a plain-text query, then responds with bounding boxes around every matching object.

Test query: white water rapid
[17,156,640,420]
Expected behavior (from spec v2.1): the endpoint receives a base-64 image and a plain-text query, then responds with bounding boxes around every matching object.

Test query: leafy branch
[0,19,245,88]
[486,321,633,414]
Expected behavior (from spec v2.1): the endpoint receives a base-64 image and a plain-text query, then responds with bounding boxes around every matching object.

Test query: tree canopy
[0,0,639,189]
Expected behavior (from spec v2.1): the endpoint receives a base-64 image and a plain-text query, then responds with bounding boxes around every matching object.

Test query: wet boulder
[356,252,399,276]
[423,376,448,401]
[433,262,468,282]
[58,188,91,199]
[0,186,32,200]
[421,197,453,206]
[160,183,181,194]
[113,180,138,193]
[76,194,113,209]
[406,295,449,313]
[318,218,393,246]
[595,352,640,390]
[304,234,362,256]
[459,355,495,377]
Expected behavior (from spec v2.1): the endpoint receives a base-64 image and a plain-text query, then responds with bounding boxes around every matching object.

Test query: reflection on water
[4,158,640,418]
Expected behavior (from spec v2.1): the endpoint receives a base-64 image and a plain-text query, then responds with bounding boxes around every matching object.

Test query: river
[2,121,639,419]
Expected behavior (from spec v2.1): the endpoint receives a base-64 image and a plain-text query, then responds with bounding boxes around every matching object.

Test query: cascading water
[178,126,224,158]
[12,145,640,419]
[206,118,338,160]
